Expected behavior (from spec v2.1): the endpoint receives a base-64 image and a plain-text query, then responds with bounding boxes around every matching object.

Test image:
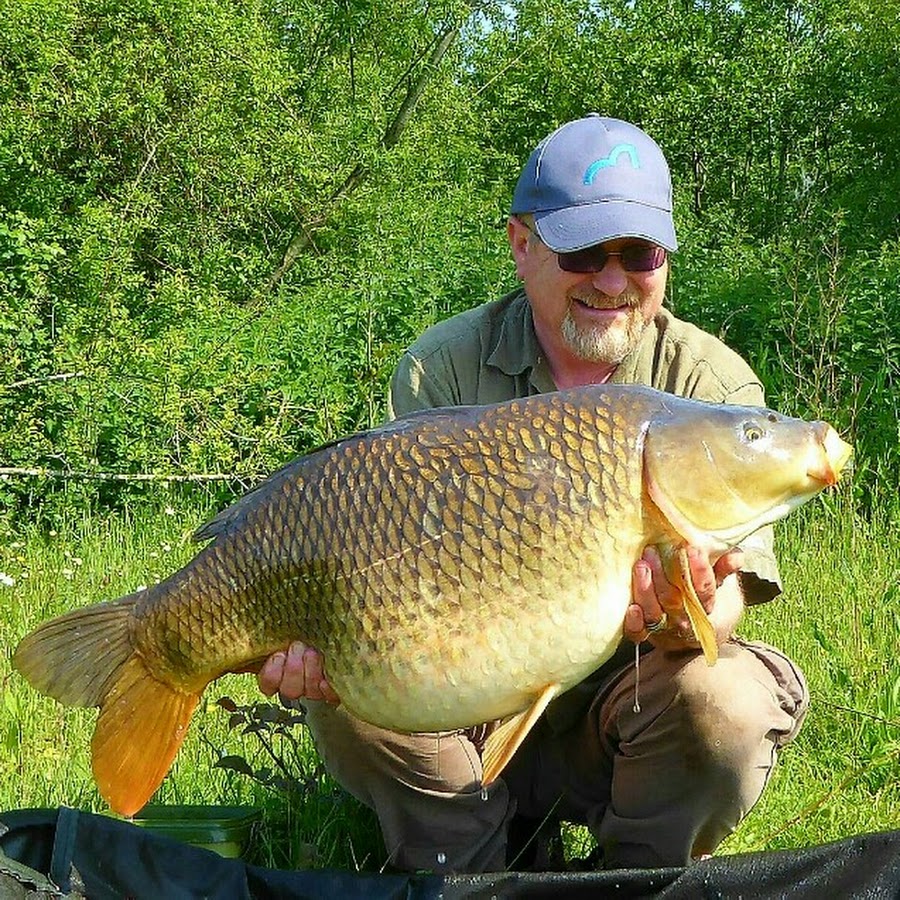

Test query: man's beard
[560,296,647,364]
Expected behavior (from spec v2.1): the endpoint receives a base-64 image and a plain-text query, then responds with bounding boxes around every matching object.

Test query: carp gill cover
[14,385,852,816]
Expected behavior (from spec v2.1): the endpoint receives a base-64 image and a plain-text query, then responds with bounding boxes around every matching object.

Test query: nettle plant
[208,697,382,869]
[211,697,323,796]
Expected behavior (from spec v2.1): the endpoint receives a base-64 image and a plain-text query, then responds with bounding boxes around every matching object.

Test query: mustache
[569,290,643,310]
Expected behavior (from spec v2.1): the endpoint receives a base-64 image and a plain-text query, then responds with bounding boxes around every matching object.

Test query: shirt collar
[485,290,556,392]
[486,290,537,374]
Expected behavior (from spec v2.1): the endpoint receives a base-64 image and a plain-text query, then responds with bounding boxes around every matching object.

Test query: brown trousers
[303,639,808,873]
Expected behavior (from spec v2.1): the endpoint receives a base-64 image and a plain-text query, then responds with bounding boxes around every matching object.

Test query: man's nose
[589,258,628,296]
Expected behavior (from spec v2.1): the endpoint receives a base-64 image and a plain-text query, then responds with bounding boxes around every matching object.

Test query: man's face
[508,217,668,370]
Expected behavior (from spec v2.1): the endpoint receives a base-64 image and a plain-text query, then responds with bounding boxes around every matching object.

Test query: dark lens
[556,246,609,273]
[556,245,666,274]
[620,246,667,272]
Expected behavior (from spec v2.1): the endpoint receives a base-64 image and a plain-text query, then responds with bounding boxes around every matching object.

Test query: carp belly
[329,571,633,732]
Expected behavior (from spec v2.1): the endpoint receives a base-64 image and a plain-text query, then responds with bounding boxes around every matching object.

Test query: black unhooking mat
[2,807,899,899]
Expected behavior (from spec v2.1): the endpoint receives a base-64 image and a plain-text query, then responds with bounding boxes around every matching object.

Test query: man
[258,115,809,872]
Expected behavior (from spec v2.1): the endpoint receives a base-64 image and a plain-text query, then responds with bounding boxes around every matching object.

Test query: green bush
[0,0,897,521]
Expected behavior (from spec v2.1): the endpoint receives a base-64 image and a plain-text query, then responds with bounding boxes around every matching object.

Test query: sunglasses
[518,219,667,274]
[556,243,667,274]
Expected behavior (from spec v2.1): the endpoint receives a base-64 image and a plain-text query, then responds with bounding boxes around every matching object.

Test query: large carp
[14,385,851,817]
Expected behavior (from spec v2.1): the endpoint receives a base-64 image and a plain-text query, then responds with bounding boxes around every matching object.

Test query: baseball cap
[510,114,677,252]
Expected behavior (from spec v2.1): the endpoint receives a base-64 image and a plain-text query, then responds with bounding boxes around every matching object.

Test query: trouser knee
[302,700,514,873]
[595,641,808,865]
[671,643,807,782]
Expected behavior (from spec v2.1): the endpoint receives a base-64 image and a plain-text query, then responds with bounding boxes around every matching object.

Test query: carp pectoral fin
[675,548,719,667]
[481,683,561,786]
[91,655,200,817]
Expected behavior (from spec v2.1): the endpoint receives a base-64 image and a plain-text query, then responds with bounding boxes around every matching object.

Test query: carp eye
[743,422,765,442]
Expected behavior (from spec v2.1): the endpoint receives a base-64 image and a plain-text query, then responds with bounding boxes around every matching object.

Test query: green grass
[1,491,897,871]
[0,504,382,870]
[718,490,900,855]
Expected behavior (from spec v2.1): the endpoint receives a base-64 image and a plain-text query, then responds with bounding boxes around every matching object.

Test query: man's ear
[508,216,532,278]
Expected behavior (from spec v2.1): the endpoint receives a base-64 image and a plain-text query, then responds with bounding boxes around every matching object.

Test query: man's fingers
[633,543,745,648]
[297,644,341,704]
[301,646,339,702]
[301,646,323,693]
[257,651,286,697]
[686,547,718,613]
[641,546,679,614]
[256,642,341,704]
[629,557,665,639]
[275,641,309,701]
[306,653,341,704]
[623,602,652,642]
[713,548,744,584]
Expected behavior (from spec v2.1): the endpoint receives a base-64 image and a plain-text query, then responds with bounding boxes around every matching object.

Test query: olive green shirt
[388,288,781,605]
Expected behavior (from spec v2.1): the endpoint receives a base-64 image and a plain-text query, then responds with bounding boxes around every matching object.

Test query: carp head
[642,399,853,555]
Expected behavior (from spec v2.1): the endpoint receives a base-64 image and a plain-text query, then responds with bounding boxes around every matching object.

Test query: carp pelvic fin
[481,683,561,786]
[673,548,719,666]
[92,655,199,817]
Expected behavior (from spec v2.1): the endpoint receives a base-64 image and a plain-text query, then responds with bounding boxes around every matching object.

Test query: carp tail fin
[481,683,561,786]
[13,595,140,706]
[15,593,200,816]
[92,655,200,817]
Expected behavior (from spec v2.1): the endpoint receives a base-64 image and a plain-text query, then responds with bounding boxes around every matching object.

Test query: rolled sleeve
[737,526,782,605]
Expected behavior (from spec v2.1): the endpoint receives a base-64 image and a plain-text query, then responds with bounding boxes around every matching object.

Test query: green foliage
[0,0,497,519]
[210,696,382,869]
[0,0,897,512]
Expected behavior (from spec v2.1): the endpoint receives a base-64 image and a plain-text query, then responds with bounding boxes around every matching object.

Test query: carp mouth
[807,422,853,486]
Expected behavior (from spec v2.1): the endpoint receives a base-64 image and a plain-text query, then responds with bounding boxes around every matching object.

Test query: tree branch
[0,467,254,483]
[4,372,85,391]
[265,17,464,294]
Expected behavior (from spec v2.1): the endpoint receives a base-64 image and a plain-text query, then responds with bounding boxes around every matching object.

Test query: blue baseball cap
[510,114,677,253]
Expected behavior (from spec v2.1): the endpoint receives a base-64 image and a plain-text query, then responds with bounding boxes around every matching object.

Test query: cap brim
[534,201,678,253]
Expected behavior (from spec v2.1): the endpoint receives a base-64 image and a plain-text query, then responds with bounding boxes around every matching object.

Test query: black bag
[3,807,899,899]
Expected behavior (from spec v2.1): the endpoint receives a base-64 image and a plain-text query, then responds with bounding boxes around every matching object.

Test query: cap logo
[583,143,640,185]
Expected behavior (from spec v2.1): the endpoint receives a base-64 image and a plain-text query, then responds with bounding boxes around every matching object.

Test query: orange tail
[91,655,199,816]
[14,594,200,815]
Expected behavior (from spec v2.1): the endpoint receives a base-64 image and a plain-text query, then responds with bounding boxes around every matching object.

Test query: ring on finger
[645,612,668,634]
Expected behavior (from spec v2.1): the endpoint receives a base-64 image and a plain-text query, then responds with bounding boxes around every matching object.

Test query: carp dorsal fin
[481,683,561,786]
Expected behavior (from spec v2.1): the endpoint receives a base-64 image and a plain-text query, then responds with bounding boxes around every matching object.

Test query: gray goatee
[560,299,646,364]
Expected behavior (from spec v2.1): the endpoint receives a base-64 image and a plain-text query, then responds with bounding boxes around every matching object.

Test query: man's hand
[624,546,745,649]
[257,641,341,705]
